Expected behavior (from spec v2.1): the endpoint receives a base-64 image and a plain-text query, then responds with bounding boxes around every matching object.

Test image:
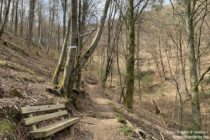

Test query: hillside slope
[0,33,66,139]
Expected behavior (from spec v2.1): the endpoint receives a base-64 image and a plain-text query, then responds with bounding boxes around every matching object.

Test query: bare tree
[28,0,36,49]
[14,0,19,35]
[0,0,11,38]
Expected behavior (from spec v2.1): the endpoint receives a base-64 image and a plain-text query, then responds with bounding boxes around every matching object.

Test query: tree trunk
[136,23,141,101]
[61,0,67,40]
[14,0,19,35]
[47,1,55,54]
[20,0,24,37]
[0,0,11,38]
[28,0,35,49]
[158,38,166,80]
[61,0,78,99]
[185,0,202,130]
[10,0,15,32]
[0,0,3,23]
[52,6,71,85]
[38,1,42,45]
[124,0,135,109]
[75,0,88,89]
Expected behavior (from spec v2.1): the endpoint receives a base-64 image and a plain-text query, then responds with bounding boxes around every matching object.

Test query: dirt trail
[63,84,129,140]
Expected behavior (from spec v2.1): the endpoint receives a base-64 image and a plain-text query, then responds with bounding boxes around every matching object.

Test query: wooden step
[30,117,80,138]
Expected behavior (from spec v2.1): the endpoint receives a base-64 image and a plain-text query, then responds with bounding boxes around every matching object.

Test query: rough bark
[76,0,88,89]
[124,0,135,109]
[61,0,78,99]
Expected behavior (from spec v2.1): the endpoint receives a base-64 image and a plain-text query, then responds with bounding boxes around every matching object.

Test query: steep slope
[0,33,65,139]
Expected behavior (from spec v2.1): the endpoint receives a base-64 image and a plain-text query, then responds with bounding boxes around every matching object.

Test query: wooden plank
[20,104,65,114]
[30,117,80,138]
[24,110,68,125]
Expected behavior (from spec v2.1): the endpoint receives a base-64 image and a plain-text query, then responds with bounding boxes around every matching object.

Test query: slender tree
[52,2,71,85]
[14,0,19,35]
[61,0,78,99]
[0,0,11,37]
[184,0,202,130]
[124,0,135,109]
[61,0,67,40]
[20,0,24,37]
[28,0,35,49]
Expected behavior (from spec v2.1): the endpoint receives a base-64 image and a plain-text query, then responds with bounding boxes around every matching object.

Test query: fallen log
[119,118,158,140]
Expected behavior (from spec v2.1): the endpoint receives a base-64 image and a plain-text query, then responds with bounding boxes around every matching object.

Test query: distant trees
[0,0,11,38]
[167,0,210,131]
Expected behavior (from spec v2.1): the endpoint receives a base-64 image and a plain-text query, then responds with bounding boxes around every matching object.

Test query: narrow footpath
[61,84,129,140]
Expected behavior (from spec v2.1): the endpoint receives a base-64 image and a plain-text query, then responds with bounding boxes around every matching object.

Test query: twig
[160,132,165,140]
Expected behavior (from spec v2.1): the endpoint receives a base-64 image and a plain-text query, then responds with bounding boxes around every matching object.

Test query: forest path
[63,84,129,140]
[86,84,115,119]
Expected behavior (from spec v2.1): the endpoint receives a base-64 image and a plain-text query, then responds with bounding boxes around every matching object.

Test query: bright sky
[165,0,170,5]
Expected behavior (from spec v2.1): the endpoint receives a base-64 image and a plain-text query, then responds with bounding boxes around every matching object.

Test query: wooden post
[70,124,75,136]
[27,105,37,131]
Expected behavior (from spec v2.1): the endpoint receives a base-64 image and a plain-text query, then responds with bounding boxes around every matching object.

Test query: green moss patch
[119,125,134,138]
[0,119,16,139]
[18,72,45,83]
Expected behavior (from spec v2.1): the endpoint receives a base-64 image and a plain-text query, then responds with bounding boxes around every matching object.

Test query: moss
[36,77,45,83]
[0,119,16,140]
[119,125,133,137]
[18,72,45,83]
[0,60,7,66]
